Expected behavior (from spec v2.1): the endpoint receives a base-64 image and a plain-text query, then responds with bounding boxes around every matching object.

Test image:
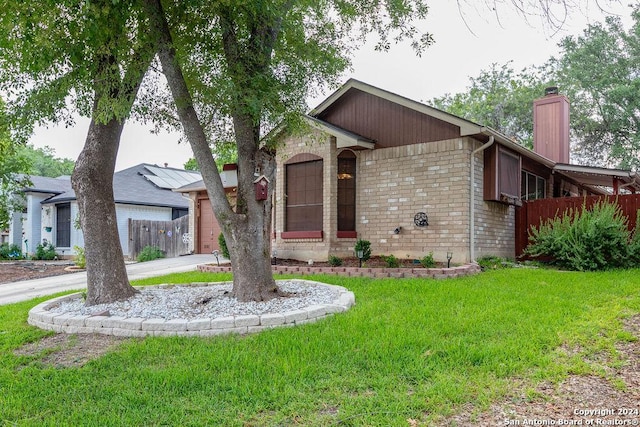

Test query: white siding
[23,193,54,255]
[116,204,173,257]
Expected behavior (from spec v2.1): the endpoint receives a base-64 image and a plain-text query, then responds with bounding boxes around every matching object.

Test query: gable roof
[28,164,199,209]
[308,79,640,193]
[311,78,485,137]
[310,78,556,168]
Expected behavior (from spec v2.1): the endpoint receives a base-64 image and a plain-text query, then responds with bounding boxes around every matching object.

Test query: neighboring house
[9,164,201,258]
[269,79,639,263]
[174,164,238,254]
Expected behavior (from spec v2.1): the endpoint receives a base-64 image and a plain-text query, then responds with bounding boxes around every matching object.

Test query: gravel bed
[49,281,341,321]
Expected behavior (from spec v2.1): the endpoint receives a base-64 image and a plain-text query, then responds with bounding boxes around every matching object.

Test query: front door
[198,198,221,254]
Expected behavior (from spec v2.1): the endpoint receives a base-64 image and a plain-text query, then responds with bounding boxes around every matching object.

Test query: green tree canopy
[553,5,640,169]
[0,98,30,230]
[183,142,238,172]
[144,0,433,301]
[430,5,640,169]
[18,145,75,177]
[0,0,158,304]
[430,62,550,148]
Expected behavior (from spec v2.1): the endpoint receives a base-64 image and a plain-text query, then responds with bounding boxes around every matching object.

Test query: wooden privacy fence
[515,193,640,258]
[128,215,190,260]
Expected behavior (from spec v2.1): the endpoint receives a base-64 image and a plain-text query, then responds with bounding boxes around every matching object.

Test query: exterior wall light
[212,250,220,266]
[447,251,453,268]
[394,226,402,234]
[357,249,364,268]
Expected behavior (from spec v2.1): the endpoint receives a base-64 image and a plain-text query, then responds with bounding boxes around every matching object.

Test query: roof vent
[545,86,559,96]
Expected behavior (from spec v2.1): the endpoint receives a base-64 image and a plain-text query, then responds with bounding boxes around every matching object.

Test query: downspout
[469,136,495,262]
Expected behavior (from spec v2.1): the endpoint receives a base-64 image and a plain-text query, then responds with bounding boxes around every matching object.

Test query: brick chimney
[533,87,570,163]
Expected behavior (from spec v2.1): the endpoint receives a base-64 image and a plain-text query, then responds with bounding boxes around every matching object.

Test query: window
[484,145,522,205]
[285,159,323,232]
[337,151,356,237]
[56,203,71,247]
[521,171,546,201]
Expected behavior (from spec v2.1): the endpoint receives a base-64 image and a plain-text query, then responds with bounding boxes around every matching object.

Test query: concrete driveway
[0,254,221,306]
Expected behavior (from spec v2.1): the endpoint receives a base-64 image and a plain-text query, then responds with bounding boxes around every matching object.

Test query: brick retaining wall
[198,263,481,279]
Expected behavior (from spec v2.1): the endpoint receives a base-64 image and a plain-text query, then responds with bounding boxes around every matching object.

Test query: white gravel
[49,281,341,321]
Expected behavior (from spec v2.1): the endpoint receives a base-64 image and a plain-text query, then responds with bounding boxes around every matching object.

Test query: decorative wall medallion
[414,212,429,227]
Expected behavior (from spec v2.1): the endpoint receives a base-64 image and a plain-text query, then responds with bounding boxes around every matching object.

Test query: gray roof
[28,164,199,209]
[22,175,73,195]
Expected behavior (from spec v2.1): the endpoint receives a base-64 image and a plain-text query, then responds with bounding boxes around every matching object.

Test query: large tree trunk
[148,0,279,302]
[71,117,137,306]
[224,141,279,301]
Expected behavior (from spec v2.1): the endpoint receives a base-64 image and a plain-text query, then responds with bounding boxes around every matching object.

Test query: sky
[28,1,635,172]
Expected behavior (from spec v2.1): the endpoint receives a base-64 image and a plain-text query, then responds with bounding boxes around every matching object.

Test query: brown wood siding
[317,89,460,148]
[483,144,499,201]
[484,144,521,202]
[522,156,552,179]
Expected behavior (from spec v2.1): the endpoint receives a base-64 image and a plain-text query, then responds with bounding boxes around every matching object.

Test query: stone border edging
[198,263,481,279]
[27,280,355,337]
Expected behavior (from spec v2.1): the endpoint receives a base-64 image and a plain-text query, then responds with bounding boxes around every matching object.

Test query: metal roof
[142,165,202,189]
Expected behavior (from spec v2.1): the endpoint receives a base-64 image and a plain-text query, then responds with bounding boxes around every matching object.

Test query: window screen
[286,160,323,231]
[337,153,356,232]
[499,149,520,198]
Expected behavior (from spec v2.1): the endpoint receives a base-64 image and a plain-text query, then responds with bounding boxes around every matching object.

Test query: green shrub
[420,252,436,268]
[630,210,640,264]
[218,233,230,259]
[73,245,86,269]
[477,255,514,270]
[137,245,165,262]
[525,200,632,271]
[354,239,371,262]
[382,254,400,268]
[33,242,57,260]
[0,243,23,260]
[328,255,343,267]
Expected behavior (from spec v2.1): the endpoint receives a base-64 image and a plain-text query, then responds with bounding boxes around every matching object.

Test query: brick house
[271,79,639,264]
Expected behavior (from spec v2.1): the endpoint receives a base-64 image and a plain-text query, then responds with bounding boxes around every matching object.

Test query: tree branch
[144,0,233,220]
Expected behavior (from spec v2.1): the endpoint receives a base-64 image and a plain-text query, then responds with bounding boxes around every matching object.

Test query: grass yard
[1,268,639,426]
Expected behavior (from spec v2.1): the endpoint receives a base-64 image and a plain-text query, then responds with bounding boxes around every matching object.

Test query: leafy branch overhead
[431,4,640,170]
[143,0,433,302]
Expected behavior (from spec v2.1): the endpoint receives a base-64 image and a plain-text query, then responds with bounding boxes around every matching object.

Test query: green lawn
[1,268,639,426]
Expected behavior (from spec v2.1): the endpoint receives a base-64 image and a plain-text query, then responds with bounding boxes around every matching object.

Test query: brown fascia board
[304,116,375,149]
[553,163,640,191]
[480,127,556,168]
[310,78,484,137]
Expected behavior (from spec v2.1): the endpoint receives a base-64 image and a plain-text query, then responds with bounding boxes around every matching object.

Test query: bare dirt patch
[0,261,77,284]
[13,333,132,369]
[438,314,640,426]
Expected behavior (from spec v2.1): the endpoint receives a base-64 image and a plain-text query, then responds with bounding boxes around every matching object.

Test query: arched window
[337,150,356,237]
